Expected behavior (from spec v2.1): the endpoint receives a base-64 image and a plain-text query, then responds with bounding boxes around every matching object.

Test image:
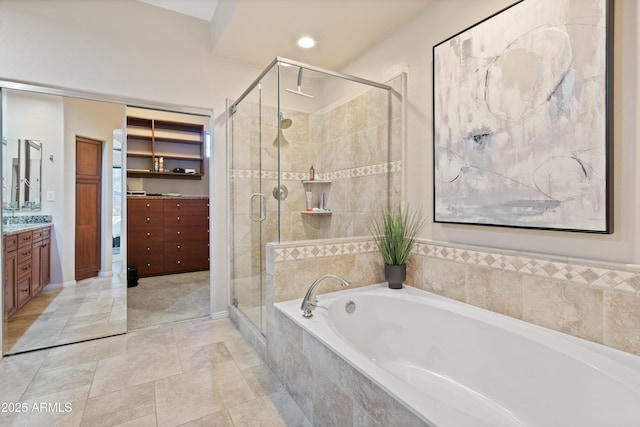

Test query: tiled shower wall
[266,237,640,357]
[230,74,404,308]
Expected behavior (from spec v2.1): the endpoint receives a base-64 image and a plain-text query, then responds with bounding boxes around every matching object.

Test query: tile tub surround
[264,237,640,359]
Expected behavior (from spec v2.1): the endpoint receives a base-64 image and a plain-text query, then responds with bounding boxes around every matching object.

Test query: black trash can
[127,266,138,288]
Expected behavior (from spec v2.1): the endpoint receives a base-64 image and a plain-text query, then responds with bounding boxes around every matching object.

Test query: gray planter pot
[385,264,406,289]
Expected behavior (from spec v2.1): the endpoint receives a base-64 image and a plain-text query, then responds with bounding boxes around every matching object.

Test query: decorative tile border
[272,236,640,296]
[231,161,401,181]
[414,241,640,295]
[273,238,378,262]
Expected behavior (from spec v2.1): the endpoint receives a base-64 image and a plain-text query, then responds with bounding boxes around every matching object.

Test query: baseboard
[211,310,229,320]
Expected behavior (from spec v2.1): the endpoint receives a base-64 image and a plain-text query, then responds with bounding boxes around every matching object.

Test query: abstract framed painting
[432,0,612,233]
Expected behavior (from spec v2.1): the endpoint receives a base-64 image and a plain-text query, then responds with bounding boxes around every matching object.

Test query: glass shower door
[230,68,279,335]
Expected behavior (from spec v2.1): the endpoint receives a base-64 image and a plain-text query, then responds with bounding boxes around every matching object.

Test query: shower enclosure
[229,57,401,334]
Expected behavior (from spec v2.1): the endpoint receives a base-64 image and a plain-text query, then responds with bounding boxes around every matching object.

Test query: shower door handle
[249,193,266,222]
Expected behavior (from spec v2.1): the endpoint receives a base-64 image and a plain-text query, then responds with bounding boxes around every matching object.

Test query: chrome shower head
[280,113,292,129]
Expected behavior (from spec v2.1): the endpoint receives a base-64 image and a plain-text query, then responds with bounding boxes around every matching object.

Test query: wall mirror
[2,138,42,212]
[2,86,127,355]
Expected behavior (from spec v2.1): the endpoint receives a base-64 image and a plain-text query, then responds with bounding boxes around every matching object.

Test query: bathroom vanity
[3,224,52,316]
[127,196,209,277]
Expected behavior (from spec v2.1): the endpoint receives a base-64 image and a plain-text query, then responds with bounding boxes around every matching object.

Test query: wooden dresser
[127,197,209,277]
[4,225,52,316]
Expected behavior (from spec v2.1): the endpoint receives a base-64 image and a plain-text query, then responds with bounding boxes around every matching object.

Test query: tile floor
[5,265,127,355]
[0,317,311,426]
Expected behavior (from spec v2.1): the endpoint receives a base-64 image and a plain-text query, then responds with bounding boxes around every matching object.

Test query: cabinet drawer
[128,227,164,244]
[164,226,209,243]
[17,246,32,264]
[16,275,31,308]
[164,248,209,273]
[32,228,45,243]
[127,253,165,276]
[128,199,164,227]
[18,231,33,248]
[128,243,164,258]
[17,260,32,280]
[163,199,209,226]
[5,234,18,252]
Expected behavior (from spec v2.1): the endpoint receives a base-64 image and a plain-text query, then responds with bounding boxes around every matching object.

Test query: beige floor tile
[81,382,155,427]
[178,341,234,373]
[90,345,182,398]
[41,334,127,370]
[0,350,49,402]
[241,364,284,397]
[178,409,234,426]
[172,318,242,349]
[22,361,97,401]
[228,390,312,427]
[154,370,224,427]
[225,336,264,369]
[112,413,157,427]
[12,384,90,427]
[125,326,177,354]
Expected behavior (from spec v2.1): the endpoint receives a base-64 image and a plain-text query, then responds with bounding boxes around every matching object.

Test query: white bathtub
[275,283,640,427]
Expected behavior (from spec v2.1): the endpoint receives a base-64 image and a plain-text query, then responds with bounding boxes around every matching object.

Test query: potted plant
[370,206,425,289]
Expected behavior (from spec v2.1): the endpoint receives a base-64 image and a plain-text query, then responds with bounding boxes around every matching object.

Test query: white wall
[338,0,640,265]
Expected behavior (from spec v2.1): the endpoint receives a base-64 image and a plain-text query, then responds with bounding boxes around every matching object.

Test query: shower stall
[228,57,402,334]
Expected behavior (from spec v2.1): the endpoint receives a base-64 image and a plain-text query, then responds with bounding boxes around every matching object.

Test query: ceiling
[137,0,433,70]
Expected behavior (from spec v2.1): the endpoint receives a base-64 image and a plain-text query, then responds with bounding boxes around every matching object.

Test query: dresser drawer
[17,259,32,279]
[17,231,33,248]
[17,246,32,264]
[4,234,18,252]
[127,252,165,276]
[163,199,209,226]
[128,227,165,244]
[128,199,164,227]
[16,274,31,308]
[164,226,209,243]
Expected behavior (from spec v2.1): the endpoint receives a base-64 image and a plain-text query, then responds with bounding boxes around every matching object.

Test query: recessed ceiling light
[297,36,316,49]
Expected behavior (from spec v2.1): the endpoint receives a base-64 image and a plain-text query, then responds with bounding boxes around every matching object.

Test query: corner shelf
[126,116,205,180]
[301,210,332,216]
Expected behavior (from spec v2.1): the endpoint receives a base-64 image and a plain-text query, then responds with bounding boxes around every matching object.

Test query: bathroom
[0,0,639,425]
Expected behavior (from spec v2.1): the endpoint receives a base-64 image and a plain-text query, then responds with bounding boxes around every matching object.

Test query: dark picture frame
[432,0,612,233]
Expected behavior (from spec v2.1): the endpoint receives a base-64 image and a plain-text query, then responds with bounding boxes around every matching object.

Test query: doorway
[75,136,102,281]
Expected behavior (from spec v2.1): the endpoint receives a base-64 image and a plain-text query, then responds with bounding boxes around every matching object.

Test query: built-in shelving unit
[126,116,204,179]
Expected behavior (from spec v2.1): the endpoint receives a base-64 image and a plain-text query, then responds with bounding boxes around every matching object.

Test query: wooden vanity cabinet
[3,226,51,316]
[127,197,209,277]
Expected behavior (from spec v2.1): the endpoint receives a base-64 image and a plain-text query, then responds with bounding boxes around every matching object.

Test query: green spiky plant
[370,206,425,266]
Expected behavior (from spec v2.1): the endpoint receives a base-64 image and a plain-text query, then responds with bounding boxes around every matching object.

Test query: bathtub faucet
[301,274,350,318]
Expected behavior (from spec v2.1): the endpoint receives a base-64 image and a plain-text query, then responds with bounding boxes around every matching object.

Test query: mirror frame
[0,79,212,356]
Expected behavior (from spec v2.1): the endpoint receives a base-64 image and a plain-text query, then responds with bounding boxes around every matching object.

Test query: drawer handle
[147,247,150,253]
[177,245,181,250]
[177,260,181,264]
[177,231,181,236]
[146,203,150,208]
[147,263,151,267]
[42,243,47,248]
[21,266,29,272]
[177,203,180,209]
[177,216,180,222]
[22,252,29,256]
[147,232,151,237]
[146,217,150,224]
[21,288,29,293]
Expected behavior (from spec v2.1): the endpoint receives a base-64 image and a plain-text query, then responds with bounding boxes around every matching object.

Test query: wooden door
[75,137,102,281]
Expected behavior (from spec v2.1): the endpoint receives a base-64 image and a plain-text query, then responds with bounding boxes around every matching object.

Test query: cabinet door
[4,250,17,316]
[32,241,43,295]
[41,236,51,286]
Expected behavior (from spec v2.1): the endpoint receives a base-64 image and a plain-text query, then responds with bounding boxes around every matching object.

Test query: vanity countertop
[126,195,209,200]
[3,222,52,235]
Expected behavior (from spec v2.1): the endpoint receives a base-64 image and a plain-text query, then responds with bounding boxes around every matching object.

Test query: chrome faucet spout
[301,274,350,318]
